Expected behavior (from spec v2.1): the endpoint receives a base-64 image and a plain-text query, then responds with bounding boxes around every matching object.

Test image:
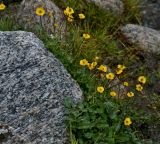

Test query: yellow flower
[123,82,129,87]
[97,86,104,93]
[92,62,97,67]
[110,91,117,97]
[80,59,89,66]
[78,13,85,19]
[117,64,126,70]
[136,84,143,91]
[94,56,99,61]
[88,62,97,70]
[100,74,105,78]
[36,7,45,16]
[88,63,94,70]
[124,117,132,126]
[116,69,123,75]
[138,76,146,84]
[67,7,74,14]
[48,11,54,17]
[68,14,74,18]
[0,3,5,10]
[64,7,74,16]
[54,23,58,27]
[83,33,91,39]
[67,14,74,22]
[98,65,107,72]
[127,92,134,97]
[64,10,68,15]
[116,64,126,75]
[67,17,73,22]
[106,73,115,80]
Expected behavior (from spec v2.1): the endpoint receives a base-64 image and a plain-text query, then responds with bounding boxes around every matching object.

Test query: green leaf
[84,132,94,139]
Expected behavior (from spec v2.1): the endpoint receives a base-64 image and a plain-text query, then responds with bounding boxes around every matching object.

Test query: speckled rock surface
[17,0,66,38]
[0,31,83,144]
[140,0,160,30]
[86,0,124,15]
[121,24,160,54]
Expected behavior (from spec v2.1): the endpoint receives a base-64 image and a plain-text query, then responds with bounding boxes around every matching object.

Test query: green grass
[0,0,160,143]
[0,17,16,31]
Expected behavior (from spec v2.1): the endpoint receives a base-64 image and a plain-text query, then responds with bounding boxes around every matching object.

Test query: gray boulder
[86,0,124,15]
[121,24,160,54]
[0,31,82,144]
[140,0,160,30]
[16,0,66,38]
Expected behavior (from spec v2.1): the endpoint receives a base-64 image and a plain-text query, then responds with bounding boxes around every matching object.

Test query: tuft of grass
[0,18,15,31]
[122,0,141,24]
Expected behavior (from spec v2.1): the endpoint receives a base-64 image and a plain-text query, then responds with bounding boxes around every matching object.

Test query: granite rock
[0,31,83,144]
[16,0,66,38]
[86,0,124,15]
[121,24,160,54]
[140,0,160,30]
